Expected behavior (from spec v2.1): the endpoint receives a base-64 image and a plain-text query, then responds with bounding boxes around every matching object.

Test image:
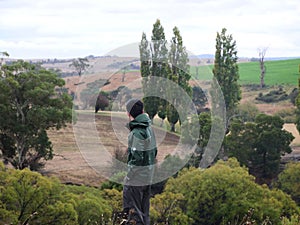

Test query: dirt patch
[284,123,300,147]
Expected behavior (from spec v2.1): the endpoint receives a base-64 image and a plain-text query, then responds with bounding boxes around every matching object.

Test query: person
[122,99,157,225]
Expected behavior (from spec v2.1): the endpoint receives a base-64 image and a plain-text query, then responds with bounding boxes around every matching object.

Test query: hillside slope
[44,113,180,186]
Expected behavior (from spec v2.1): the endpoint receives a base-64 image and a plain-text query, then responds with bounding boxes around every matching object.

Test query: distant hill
[189,54,215,59]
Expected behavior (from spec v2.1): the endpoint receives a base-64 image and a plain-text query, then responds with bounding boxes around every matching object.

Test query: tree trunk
[170,123,175,132]
[260,64,266,88]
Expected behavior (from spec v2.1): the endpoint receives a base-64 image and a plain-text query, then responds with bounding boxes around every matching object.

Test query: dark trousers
[123,184,151,225]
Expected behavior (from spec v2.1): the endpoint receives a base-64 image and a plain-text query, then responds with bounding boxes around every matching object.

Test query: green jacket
[126,113,157,185]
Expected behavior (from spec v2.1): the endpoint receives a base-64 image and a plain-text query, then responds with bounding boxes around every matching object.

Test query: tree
[95,91,109,113]
[0,51,9,57]
[225,114,294,184]
[258,47,268,88]
[237,101,260,122]
[140,19,169,121]
[0,164,77,224]
[212,28,241,117]
[80,79,107,110]
[164,158,299,225]
[0,51,9,65]
[122,65,130,82]
[0,51,9,77]
[0,60,73,170]
[181,112,211,167]
[275,162,300,205]
[69,57,90,76]
[192,86,208,114]
[63,185,113,224]
[167,26,192,132]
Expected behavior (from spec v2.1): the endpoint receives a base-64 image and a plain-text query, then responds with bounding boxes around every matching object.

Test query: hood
[128,113,151,130]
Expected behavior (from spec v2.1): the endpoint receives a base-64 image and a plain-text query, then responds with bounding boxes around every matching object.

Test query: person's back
[122,99,157,225]
[127,113,157,185]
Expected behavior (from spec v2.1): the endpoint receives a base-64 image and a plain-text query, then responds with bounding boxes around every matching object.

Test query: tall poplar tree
[139,32,154,118]
[212,28,241,118]
[167,26,191,132]
[140,19,169,121]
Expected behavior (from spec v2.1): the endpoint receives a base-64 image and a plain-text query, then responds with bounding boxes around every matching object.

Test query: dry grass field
[45,113,180,187]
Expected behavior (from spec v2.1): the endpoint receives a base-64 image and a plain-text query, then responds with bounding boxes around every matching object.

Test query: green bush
[256,88,289,103]
[275,108,296,123]
[0,164,77,224]
[0,163,114,224]
[162,158,299,225]
[275,162,300,205]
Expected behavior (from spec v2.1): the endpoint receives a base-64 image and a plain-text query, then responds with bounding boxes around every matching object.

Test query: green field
[191,58,300,86]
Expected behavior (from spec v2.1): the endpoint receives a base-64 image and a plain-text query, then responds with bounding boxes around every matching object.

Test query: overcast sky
[0,0,299,59]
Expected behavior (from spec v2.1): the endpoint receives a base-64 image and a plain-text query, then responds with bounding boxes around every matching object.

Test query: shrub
[256,88,289,103]
[163,158,299,225]
[275,108,296,123]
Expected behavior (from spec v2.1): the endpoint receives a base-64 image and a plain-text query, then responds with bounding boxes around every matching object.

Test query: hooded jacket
[126,113,157,185]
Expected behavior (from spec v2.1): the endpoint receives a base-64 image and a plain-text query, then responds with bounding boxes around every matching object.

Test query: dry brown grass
[45,113,180,187]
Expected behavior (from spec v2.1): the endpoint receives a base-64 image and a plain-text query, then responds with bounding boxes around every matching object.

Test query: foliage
[0,51,9,70]
[0,51,9,57]
[79,79,107,110]
[140,20,192,132]
[237,101,260,122]
[0,164,77,224]
[59,182,113,224]
[181,113,225,168]
[225,114,294,184]
[163,158,299,225]
[274,107,296,123]
[69,57,90,76]
[167,26,192,131]
[110,86,132,111]
[100,172,126,192]
[101,188,123,222]
[95,91,109,113]
[139,20,168,121]
[289,87,298,105]
[192,86,208,114]
[280,215,300,225]
[256,87,289,103]
[275,162,300,205]
[166,103,179,132]
[0,60,72,170]
[150,191,193,225]
[212,28,241,115]
[181,113,211,167]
